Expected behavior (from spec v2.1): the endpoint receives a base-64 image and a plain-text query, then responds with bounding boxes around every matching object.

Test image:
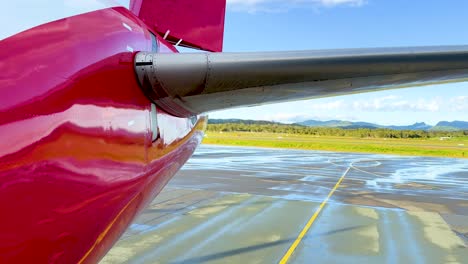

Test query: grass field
[202,132,468,158]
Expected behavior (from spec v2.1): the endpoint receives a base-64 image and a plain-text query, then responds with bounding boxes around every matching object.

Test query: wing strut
[134,46,468,117]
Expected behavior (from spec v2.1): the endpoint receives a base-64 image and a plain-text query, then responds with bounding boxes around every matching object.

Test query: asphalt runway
[101,145,468,264]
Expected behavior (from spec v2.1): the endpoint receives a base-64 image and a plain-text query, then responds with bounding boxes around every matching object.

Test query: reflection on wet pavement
[102,145,468,263]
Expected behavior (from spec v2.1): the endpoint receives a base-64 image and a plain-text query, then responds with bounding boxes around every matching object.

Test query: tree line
[207,123,468,139]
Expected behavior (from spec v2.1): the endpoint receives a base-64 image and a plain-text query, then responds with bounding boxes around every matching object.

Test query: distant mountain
[387,122,433,131]
[295,120,434,130]
[431,121,468,131]
[296,120,353,127]
[208,119,280,125]
[208,118,467,131]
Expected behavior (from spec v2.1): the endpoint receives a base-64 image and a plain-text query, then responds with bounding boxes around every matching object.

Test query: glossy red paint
[131,0,226,51]
[0,7,204,263]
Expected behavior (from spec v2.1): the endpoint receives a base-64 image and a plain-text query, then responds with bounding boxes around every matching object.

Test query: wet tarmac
[102,145,468,263]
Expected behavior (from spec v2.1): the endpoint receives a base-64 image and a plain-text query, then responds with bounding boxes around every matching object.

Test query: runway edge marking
[279,166,351,264]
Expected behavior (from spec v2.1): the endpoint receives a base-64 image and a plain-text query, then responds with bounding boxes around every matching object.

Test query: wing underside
[134,46,468,117]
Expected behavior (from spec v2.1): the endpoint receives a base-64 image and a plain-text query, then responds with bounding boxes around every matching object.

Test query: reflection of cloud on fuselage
[0,104,148,158]
[0,0,131,40]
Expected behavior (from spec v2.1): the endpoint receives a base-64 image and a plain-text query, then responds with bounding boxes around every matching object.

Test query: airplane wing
[134,46,468,117]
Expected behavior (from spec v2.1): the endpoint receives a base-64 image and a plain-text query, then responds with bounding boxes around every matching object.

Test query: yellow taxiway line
[279,166,351,264]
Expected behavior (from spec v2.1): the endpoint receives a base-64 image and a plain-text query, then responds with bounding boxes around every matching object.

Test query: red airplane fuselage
[4,1,468,263]
[0,3,204,263]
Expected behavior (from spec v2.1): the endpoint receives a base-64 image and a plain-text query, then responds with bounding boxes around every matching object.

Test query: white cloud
[450,95,468,111]
[352,96,441,112]
[260,112,357,123]
[238,100,355,123]
[309,100,346,111]
[261,112,312,123]
[259,95,446,123]
[226,0,366,12]
[318,0,366,7]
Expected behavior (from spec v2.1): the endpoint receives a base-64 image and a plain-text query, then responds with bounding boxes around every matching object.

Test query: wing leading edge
[134,46,468,117]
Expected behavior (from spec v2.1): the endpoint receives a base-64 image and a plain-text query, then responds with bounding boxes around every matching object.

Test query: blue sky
[207,0,468,125]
